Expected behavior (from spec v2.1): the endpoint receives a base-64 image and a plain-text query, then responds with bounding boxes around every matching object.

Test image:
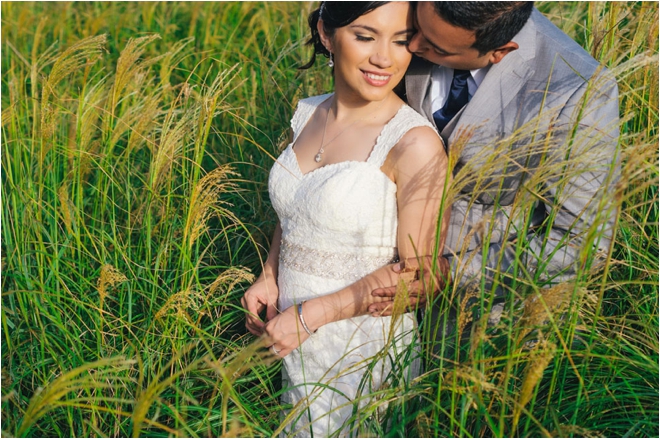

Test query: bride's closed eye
[355,34,374,42]
[355,34,410,46]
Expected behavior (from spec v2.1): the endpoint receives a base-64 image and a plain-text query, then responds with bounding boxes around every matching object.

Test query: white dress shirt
[430,65,491,114]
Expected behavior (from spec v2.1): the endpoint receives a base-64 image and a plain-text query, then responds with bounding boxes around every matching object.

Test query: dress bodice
[269,93,435,283]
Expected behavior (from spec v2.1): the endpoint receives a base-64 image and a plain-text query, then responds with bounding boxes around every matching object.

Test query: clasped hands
[368,255,451,316]
[242,279,311,358]
[242,255,451,357]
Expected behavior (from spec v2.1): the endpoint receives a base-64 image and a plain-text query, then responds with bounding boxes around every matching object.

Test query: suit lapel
[405,56,434,121]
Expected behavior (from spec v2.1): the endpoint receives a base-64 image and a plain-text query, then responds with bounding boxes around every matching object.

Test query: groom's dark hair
[432,2,534,55]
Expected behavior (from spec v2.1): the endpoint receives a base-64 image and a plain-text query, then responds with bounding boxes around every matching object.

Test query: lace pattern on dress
[279,239,395,281]
[290,93,333,144]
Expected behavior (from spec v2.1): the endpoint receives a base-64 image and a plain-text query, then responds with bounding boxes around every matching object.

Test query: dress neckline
[290,95,409,178]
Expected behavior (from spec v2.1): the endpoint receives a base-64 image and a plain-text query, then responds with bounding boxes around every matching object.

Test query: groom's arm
[511,69,621,286]
[369,68,620,312]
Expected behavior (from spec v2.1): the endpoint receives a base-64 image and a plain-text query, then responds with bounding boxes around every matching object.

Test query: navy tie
[433,69,471,132]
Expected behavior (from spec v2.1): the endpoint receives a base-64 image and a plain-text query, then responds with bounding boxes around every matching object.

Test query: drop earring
[328,52,334,68]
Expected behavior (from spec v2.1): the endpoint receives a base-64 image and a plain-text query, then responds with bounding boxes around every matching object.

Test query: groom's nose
[408,31,425,55]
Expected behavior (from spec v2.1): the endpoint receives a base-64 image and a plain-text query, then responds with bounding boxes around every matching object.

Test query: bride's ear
[317,19,333,53]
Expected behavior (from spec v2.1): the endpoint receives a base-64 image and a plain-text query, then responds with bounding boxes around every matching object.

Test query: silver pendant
[314,153,322,163]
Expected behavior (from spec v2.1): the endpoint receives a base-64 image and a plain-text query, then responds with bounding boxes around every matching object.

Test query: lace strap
[290,93,333,144]
[367,105,437,167]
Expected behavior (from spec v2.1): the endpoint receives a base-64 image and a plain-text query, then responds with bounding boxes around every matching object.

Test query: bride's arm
[306,126,450,325]
[243,128,294,336]
[242,222,282,336]
[264,126,450,356]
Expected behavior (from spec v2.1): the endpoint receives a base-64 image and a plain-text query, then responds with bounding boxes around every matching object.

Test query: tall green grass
[1,2,657,437]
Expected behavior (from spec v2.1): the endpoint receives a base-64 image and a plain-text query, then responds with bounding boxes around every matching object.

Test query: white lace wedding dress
[268,93,434,437]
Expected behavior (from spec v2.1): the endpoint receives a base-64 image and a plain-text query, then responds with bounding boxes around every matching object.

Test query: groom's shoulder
[528,8,600,70]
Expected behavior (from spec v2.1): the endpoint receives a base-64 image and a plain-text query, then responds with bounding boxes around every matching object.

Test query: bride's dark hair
[300,1,389,70]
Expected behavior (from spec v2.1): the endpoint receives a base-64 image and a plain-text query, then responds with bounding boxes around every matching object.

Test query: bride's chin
[349,88,396,103]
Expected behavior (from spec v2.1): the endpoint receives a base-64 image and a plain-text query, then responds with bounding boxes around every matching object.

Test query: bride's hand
[263,305,310,358]
[242,276,279,336]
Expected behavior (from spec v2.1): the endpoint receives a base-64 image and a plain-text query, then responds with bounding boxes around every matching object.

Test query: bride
[242,1,450,436]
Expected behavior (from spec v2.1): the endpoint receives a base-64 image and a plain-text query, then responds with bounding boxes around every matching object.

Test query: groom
[369,2,620,340]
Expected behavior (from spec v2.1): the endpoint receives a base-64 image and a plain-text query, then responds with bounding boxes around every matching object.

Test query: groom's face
[409,2,493,70]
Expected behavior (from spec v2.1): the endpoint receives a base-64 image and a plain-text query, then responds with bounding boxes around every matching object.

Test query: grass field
[1,1,658,437]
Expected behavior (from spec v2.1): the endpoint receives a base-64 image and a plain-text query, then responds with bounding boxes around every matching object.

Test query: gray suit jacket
[405,9,620,295]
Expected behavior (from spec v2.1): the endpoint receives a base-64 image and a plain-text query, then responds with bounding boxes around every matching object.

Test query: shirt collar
[469,65,490,87]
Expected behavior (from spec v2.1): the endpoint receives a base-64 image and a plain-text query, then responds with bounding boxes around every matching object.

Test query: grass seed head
[148,107,195,192]
[207,267,255,297]
[516,282,582,345]
[97,265,128,308]
[111,34,160,106]
[57,183,74,235]
[183,165,240,249]
[513,339,556,429]
[45,35,107,96]
[154,288,205,322]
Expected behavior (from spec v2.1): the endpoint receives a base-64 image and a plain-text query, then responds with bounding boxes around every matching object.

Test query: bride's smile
[362,69,392,86]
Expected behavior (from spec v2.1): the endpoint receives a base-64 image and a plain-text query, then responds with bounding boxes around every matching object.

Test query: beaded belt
[279,239,396,281]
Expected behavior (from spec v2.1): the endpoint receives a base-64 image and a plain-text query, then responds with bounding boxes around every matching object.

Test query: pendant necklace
[314,97,388,163]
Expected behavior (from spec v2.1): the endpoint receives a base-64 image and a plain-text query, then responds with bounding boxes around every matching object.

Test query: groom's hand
[368,256,451,316]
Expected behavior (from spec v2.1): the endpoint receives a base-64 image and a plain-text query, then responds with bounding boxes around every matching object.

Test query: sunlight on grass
[1,1,657,437]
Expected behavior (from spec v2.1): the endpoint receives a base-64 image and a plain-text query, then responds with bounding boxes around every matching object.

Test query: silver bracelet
[298,301,316,336]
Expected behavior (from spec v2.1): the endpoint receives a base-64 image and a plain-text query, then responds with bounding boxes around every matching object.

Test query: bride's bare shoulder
[395,124,446,159]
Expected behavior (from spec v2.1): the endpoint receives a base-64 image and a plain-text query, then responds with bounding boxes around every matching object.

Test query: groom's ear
[317,19,333,52]
[488,41,519,64]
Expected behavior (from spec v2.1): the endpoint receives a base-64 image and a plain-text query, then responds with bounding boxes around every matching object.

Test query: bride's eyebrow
[348,24,378,33]
[348,24,415,36]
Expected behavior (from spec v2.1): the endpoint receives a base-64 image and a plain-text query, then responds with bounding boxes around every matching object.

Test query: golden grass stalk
[443,365,500,396]
[130,338,275,437]
[446,94,621,295]
[154,288,205,322]
[125,92,161,155]
[108,90,161,155]
[388,267,415,321]
[43,34,107,100]
[551,424,602,438]
[512,339,556,430]
[182,164,240,251]
[109,34,161,112]
[202,267,256,333]
[158,36,194,91]
[75,80,107,179]
[148,105,194,193]
[1,104,13,128]
[205,337,278,437]
[16,357,135,437]
[456,288,479,340]
[57,182,74,235]
[207,267,256,297]
[101,34,163,165]
[131,345,199,437]
[97,264,128,310]
[40,35,107,150]
[195,64,243,129]
[515,282,579,345]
